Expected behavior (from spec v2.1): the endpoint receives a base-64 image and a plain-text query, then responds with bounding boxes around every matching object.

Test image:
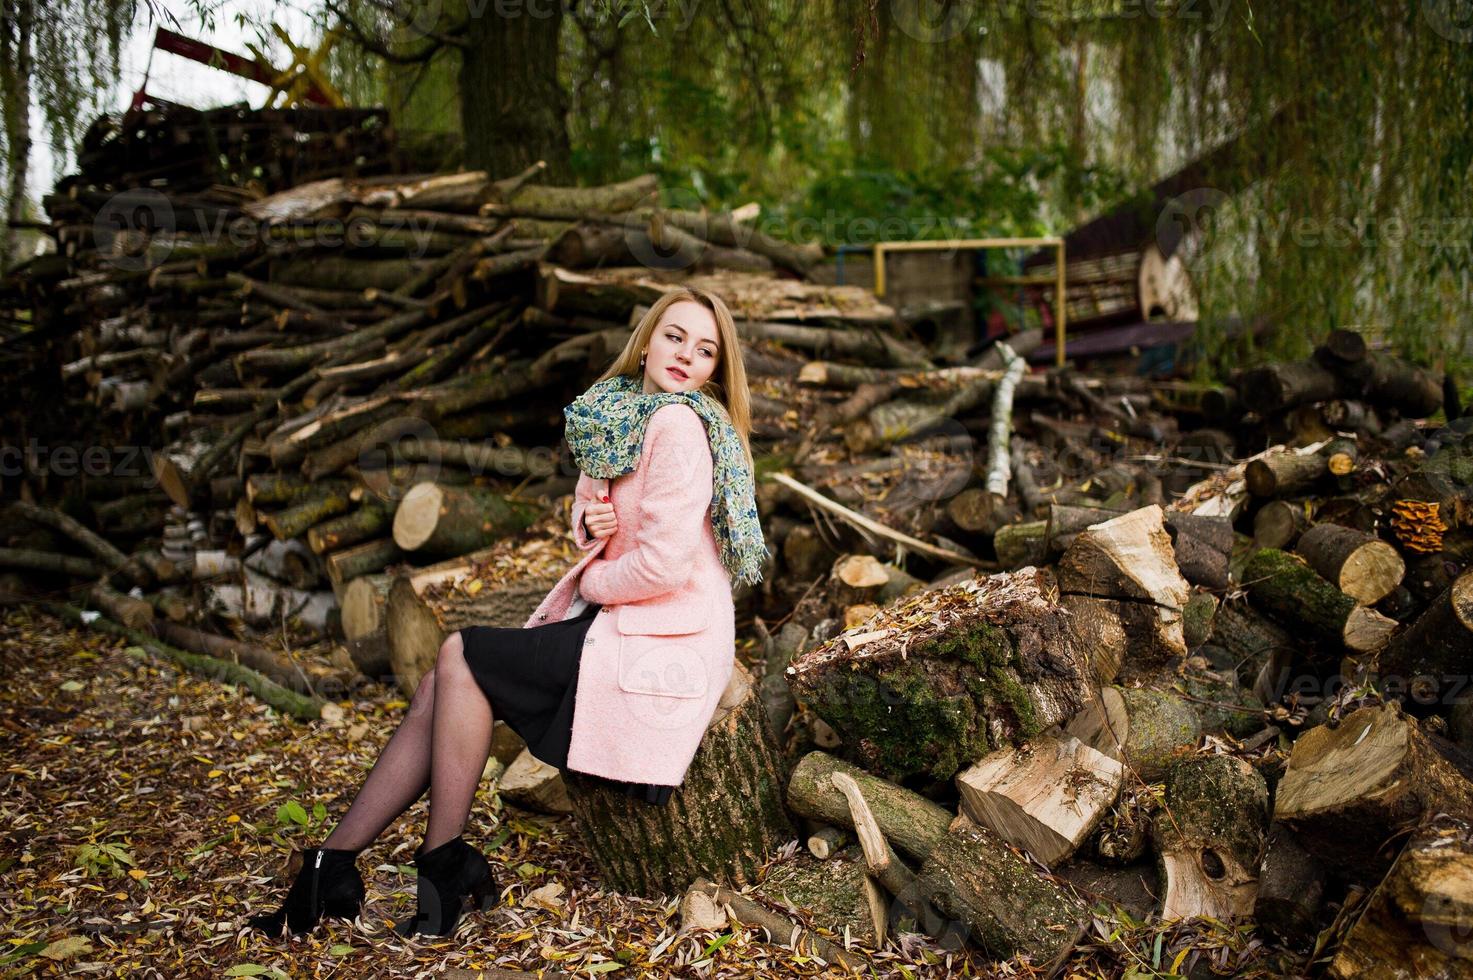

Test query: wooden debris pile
[3,105,1471,971]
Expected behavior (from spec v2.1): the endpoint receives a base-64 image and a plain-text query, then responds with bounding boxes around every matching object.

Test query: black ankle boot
[393,835,498,938]
[247,846,365,937]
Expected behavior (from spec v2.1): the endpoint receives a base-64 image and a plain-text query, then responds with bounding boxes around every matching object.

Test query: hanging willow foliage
[555,0,1473,371]
[0,0,132,272]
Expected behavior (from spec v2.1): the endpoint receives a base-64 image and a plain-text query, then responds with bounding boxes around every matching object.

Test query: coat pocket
[615,635,710,699]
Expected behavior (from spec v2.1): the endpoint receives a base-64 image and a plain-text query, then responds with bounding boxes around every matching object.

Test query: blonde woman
[248,287,767,939]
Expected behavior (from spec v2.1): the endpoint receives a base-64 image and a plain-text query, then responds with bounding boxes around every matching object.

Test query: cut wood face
[1276,705,1407,820]
[955,732,1125,867]
[392,481,444,550]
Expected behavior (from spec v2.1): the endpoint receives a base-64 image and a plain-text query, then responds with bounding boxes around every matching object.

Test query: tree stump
[1151,755,1269,922]
[562,663,796,899]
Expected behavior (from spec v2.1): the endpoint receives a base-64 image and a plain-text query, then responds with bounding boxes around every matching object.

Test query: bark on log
[1241,548,1398,654]
[786,751,952,865]
[1327,819,1473,978]
[1253,822,1326,949]
[1275,703,1473,879]
[1151,755,1269,923]
[1293,523,1405,605]
[563,664,796,898]
[914,819,1090,967]
[685,876,869,972]
[785,569,1091,781]
[1375,571,1473,708]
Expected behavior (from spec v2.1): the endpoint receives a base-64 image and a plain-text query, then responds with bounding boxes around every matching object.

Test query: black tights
[322,632,494,853]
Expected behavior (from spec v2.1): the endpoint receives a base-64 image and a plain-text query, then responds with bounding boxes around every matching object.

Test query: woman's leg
[319,663,439,851]
[423,631,496,851]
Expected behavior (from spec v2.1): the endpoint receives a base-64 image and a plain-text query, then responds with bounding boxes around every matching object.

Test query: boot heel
[471,877,497,913]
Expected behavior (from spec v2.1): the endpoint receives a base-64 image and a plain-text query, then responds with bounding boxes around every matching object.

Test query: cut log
[955,732,1125,866]
[1275,703,1473,879]
[785,569,1092,781]
[497,749,572,814]
[340,572,393,681]
[1244,451,1326,498]
[386,550,556,696]
[391,482,541,558]
[1151,755,1269,922]
[88,581,154,629]
[1293,523,1405,604]
[1328,819,1473,978]
[1253,822,1326,949]
[1241,548,1399,654]
[786,750,952,865]
[562,664,796,898]
[1056,505,1191,677]
[1252,500,1310,550]
[1375,571,1473,708]
[993,519,1049,567]
[914,818,1090,966]
[806,825,851,860]
[758,848,886,947]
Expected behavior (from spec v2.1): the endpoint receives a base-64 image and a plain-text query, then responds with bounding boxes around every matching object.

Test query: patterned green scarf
[564,374,768,586]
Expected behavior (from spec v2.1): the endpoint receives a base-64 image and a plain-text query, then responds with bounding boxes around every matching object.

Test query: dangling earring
[639,350,647,368]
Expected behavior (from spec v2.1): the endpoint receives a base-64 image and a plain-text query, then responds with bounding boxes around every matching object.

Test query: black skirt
[458,601,676,806]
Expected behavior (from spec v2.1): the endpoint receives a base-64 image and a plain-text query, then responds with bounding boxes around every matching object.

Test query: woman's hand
[582,494,618,540]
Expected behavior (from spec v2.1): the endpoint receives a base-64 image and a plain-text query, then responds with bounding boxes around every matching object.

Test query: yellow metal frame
[873,236,1067,367]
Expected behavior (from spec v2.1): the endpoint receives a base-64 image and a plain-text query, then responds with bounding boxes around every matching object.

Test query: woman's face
[641,300,721,394]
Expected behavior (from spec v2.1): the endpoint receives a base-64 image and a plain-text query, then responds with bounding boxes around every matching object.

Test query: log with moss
[785,751,952,864]
[563,664,796,898]
[1151,755,1269,922]
[914,818,1090,967]
[785,568,1091,782]
[391,482,542,558]
[1241,548,1398,654]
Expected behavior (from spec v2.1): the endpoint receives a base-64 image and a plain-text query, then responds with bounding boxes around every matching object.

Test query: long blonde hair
[596,287,755,471]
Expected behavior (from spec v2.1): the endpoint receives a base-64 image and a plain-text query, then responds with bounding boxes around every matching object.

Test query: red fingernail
[600,494,610,502]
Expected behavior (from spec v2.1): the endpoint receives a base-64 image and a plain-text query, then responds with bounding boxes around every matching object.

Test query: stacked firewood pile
[5,124,1473,970]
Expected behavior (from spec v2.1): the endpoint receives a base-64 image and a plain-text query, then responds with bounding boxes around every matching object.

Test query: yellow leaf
[226,815,240,824]
[383,700,408,711]
[465,579,484,595]
[207,770,224,778]
[128,869,147,880]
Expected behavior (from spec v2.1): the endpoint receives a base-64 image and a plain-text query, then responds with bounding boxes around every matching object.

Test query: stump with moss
[563,663,796,899]
[785,568,1091,782]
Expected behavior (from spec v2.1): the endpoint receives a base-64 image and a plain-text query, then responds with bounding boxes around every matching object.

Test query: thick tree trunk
[460,3,572,184]
[1328,819,1473,978]
[563,664,796,898]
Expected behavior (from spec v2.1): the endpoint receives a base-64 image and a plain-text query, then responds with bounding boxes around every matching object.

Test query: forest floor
[0,606,1011,979]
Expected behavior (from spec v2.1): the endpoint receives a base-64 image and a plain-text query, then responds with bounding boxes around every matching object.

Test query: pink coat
[522,403,735,786]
